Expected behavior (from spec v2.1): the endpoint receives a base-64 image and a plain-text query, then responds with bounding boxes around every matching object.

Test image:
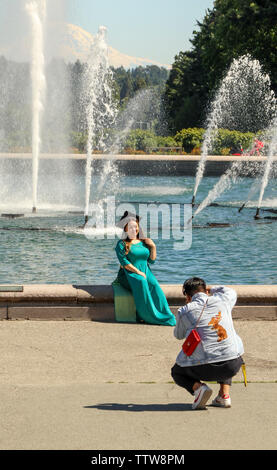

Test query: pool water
[0,176,276,285]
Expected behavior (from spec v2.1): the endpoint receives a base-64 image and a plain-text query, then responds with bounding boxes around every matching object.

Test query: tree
[165,0,277,132]
[165,50,208,131]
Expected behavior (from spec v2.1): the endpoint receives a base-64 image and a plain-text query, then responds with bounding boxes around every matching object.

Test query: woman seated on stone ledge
[114,211,176,326]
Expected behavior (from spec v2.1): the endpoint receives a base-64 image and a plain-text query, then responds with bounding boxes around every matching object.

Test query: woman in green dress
[115,211,176,326]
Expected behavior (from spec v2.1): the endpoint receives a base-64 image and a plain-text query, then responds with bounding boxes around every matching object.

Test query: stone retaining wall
[0,285,276,321]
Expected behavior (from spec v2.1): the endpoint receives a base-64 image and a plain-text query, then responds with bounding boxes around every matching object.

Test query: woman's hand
[143,238,157,263]
[125,264,146,278]
[143,238,156,248]
[138,271,146,278]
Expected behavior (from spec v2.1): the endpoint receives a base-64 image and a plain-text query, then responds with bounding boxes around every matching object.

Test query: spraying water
[192,107,221,206]
[192,54,276,206]
[25,0,47,213]
[95,87,164,206]
[82,26,117,222]
[85,86,166,230]
[194,161,242,218]
[238,178,263,212]
[255,119,277,218]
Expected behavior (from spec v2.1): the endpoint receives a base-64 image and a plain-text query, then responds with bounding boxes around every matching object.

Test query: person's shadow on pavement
[84,403,193,412]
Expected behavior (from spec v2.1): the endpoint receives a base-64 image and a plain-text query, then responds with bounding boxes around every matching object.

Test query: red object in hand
[182,329,201,356]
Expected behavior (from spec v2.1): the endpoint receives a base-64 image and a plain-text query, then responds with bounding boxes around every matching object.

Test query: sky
[66,0,215,65]
[0,0,215,66]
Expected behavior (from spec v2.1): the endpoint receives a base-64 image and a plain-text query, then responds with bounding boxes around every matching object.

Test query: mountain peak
[63,23,170,69]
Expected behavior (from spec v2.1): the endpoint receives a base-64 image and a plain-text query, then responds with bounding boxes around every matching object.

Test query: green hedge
[70,131,88,152]
[123,129,179,152]
[70,127,258,154]
[124,130,157,151]
[212,129,255,154]
[174,127,255,154]
[175,128,205,152]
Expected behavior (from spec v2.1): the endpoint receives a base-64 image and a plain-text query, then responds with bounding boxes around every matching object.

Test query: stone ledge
[1,284,276,303]
[0,285,276,321]
[0,285,114,303]
[7,304,115,321]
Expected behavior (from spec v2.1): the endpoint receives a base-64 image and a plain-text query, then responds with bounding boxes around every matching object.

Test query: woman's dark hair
[119,211,140,225]
[118,211,143,255]
[182,277,206,297]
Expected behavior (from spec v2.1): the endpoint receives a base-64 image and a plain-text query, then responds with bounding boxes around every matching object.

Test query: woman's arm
[115,241,146,278]
[124,263,146,278]
[143,238,156,263]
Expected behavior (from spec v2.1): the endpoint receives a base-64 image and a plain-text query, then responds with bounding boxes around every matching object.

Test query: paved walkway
[0,320,276,450]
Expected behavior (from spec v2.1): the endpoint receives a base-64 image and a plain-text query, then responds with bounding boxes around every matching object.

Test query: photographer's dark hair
[183,277,206,297]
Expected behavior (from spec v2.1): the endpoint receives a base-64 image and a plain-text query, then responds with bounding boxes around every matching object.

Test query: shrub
[220,147,231,156]
[156,136,178,147]
[70,131,87,152]
[123,129,158,151]
[212,129,254,155]
[174,127,256,154]
[122,147,146,155]
[174,128,205,152]
[191,147,201,155]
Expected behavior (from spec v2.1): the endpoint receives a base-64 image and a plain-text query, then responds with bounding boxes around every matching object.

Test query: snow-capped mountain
[0,22,171,69]
[62,24,171,69]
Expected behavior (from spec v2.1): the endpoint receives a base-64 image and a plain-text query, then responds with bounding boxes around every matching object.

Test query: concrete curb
[0,284,276,321]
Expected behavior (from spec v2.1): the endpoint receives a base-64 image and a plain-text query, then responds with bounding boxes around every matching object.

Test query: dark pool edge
[0,154,276,177]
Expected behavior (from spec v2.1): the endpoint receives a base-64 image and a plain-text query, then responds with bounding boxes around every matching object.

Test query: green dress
[115,240,176,326]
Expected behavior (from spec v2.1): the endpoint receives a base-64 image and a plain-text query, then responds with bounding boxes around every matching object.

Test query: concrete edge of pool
[0,284,276,321]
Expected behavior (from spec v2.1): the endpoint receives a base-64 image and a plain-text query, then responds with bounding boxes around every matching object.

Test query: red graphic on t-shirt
[208,311,227,342]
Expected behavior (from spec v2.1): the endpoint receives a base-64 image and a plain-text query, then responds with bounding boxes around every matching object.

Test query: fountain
[191,55,277,219]
[80,64,165,228]
[81,26,117,227]
[238,178,262,212]
[96,87,159,195]
[254,119,277,219]
[25,0,47,214]
[193,161,242,219]
[0,2,276,286]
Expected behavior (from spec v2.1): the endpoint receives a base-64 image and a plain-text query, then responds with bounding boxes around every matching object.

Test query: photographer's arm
[174,306,189,340]
[209,285,237,308]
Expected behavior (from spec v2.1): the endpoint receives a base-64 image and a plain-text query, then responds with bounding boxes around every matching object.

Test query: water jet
[25,0,47,215]
[78,214,89,229]
[238,203,246,213]
[82,26,117,224]
[254,208,261,220]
